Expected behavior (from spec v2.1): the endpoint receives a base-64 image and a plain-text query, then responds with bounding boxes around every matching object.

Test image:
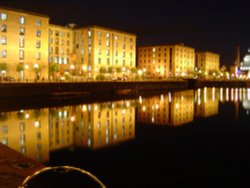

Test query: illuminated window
[35,20,41,26]
[61,40,64,46]
[36,40,41,48]
[1,50,7,58]
[19,17,25,25]
[19,50,24,59]
[20,134,25,145]
[106,41,110,47]
[1,13,7,21]
[106,33,110,38]
[2,138,8,145]
[98,31,102,37]
[36,52,41,60]
[122,44,126,49]
[2,126,7,133]
[20,122,25,132]
[114,35,118,40]
[88,30,91,37]
[19,37,24,48]
[1,36,7,45]
[36,30,41,37]
[123,36,126,42]
[98,48,101,55]
[1,24,7,32]
[106,49,110,56]
[61,32,64,37]
[123,51,126,58]
[20,28,25,35]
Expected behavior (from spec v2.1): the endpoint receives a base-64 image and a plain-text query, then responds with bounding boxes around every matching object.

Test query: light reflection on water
[0,87,250,163]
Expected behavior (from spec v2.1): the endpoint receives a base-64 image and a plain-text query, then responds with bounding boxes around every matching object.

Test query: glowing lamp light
[70,65,75,69]
[25,65,29,69]
[34,64,39,68]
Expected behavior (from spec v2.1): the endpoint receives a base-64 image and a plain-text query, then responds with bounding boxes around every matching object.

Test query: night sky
[1,0,250,68]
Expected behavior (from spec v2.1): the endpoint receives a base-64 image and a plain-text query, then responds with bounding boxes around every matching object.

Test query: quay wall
[0,80,188,99]
[1,80,250,99]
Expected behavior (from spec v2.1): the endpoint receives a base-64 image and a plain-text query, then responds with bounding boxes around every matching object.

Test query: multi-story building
[137,43,195,79]
[0,6,49,80]
[1,6,137,81]
[74,26,136,79]
[48,24,74,79]
[196,51,220,78]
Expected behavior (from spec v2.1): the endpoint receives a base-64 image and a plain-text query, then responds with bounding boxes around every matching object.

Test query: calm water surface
[1,87,250,187]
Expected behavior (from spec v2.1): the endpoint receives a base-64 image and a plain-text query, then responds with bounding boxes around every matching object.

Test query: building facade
[195,51,220,78]
[0,6,49,80]
[74,26,136,79]
[137,44,195,79]
[48,24,74,79]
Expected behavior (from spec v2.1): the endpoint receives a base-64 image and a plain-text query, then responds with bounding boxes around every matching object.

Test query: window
[36,30,41,37]
[1,50,7,58]
[106,49,110,56]
[122,44,126,49]
[55,30,59,37]
[36,20,41,26]
[114,35,118,40]
[1,36,7,45]
[36,40,41,48]
[1,24,7,32]
[36,52,41,60]
[67,32,70,37]
[1,13,7,21]
[2,126,8,134]
[98,48,101,55]
[106,41,110,47]
[88,30,91,37]
[98,40,101,45]
[98,58,101,64]
[19,50,24,59]
[107,58,110,65]
[19,37,24,48]
[19,17,25,25]
[66,40,70,46]
[98,31,102,37]
[60,32,64,37]
[20,28,25,35]
[106,33,110,38]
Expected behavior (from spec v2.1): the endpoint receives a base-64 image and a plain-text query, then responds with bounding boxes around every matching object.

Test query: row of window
[1,49,41,60]
[97,58,133,66]
[78,31,134,43]
[49,30,71,38]
[0,12,42,26]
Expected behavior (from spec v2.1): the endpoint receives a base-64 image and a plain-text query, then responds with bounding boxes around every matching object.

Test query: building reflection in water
[0,100,136,162]
[0,109,50,162]
[195,87,219,118]
[1,88,250,163]
[137,90,194,126]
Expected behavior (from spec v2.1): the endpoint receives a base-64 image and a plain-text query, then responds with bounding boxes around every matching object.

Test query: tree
[99,67,106,74]
[49,63,59,79]
[0,63,7,72]
[16,63,24,72]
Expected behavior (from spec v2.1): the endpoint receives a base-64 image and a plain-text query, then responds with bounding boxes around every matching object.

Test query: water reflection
[1,87,250,163]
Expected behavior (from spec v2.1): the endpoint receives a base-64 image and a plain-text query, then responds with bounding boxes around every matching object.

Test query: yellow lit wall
[169,90,194,126]
[0,109,49,162]
[49,107,75,151]
[195,87,219,117]
[48,24,74,78]
[138,44,195,78]
[196,51,220,77]
[74,101,135,150]
[0,7,49,80]
[74,26,136,79]
[137,95,170,125]
[138,46,170,79]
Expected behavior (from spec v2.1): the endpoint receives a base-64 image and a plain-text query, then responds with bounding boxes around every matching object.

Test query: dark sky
[1,0,250,68]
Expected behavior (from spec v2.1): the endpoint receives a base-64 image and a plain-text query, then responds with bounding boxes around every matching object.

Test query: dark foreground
[49,102,250,187]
